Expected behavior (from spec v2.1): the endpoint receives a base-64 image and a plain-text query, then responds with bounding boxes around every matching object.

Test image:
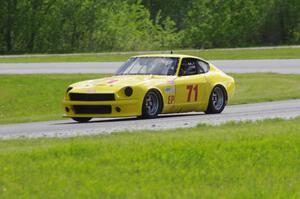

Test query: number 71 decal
[186,84,198,102]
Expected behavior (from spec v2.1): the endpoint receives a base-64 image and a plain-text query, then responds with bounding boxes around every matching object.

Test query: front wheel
[141,90,162,119]
[205,86,226,114]
[72,117,92,123]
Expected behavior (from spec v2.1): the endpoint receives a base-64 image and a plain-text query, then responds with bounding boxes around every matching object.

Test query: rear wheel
[141,90,162,119]
[205,86,226,114]
[72,117,92,123]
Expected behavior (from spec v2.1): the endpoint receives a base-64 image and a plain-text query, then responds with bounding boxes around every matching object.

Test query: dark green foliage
[0,0,299,54]
[182,0,300,48]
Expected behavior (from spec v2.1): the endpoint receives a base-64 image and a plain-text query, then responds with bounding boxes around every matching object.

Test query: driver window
[179,58,198,76]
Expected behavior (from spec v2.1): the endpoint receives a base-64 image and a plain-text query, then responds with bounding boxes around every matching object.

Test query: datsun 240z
[63,54,235,122]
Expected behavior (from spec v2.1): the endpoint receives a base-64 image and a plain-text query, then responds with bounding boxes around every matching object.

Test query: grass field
[0,117,300,198]
[0,74,107,124]
[0,48,299,63]
[1,73,300,124]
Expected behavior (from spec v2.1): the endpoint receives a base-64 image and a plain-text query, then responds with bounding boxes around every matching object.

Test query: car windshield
[115,57,179,76]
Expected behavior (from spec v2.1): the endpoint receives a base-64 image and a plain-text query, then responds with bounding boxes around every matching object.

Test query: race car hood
[69,75,176,93]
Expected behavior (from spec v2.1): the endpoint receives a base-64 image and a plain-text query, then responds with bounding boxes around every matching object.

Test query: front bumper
[63,99,141,118]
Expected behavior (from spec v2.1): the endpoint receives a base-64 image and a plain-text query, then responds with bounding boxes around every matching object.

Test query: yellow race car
[63,54,235,122]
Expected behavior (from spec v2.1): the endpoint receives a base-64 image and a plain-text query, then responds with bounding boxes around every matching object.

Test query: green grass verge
[0,74,107,124]
[230,73,300,104]
[1,73,300,124]
[0,117,300,198]
[0,48,299,63]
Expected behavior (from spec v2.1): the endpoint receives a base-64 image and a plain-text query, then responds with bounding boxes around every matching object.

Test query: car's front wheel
[72,117,92,123]
[141,90,162,119]
[205,86,226,114]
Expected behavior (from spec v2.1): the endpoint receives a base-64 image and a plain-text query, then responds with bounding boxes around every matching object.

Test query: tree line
[0,0,299,54]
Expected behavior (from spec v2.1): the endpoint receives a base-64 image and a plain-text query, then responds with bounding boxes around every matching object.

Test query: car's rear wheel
[141,90,162,119]
[205,86,226,114]
[72,117,92,123]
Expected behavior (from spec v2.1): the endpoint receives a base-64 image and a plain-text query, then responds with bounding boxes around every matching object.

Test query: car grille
[72,105,112,114]
[69,93,115,101]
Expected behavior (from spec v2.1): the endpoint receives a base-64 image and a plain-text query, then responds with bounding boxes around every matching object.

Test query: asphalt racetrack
[0,99,299,139]
[0,59,299,139]
[1,59,300,74]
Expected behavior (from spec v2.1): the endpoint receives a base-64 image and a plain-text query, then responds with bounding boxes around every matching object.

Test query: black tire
[141,90,162,119]
[205,86,226,114]
[72,117,92,123]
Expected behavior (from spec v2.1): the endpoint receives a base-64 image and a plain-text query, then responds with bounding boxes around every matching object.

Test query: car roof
[132,54,205,60]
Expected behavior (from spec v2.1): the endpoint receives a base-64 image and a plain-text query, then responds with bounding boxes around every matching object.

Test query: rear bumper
[63,99,141,118]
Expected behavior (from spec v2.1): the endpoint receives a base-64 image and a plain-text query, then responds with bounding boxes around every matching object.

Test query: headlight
[66,87,73,93]
[124,87,133,97]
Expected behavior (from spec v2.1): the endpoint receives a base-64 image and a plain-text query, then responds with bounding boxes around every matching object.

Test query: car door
[174,58,209,112]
